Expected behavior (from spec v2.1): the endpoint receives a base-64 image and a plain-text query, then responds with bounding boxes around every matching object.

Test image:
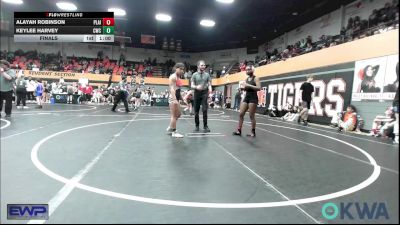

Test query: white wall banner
[352,54,398,101]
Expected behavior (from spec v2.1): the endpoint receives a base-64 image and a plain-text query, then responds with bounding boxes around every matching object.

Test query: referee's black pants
[0,90,13,116]
[112,90,129,112]
[193,90,208,128]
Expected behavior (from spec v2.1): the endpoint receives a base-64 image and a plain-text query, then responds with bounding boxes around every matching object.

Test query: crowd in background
[225,1,399,74]
[0,50,194,80]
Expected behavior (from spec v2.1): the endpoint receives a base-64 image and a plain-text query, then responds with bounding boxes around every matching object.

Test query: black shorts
[169,89,183,104]
[302,100,311,109]
[175,89,183,101]
[243,95,258,104]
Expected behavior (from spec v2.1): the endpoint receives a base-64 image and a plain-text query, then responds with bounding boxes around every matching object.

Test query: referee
[191,60,212,132]
[111,76,130,113]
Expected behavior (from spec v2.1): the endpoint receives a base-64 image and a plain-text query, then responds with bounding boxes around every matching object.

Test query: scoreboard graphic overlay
[14,12,114,42]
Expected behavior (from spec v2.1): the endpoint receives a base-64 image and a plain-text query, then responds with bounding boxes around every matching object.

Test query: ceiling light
[2,0,23,4]
[200,19,215,27]
[56,2,77,11]
[155,13,172,22]
[292,12,298,16]
[108,8,126,16]
[216,0,234,4]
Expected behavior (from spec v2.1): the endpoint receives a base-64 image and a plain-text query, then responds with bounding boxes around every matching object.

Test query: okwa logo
[321,202,389,220]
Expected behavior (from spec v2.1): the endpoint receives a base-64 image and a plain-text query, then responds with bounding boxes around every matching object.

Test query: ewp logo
[322,202,389,220]
[7,204,49,220]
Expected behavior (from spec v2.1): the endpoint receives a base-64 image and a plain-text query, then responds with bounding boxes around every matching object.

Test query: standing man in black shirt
[299,75,315,126]
[191,60,212,132]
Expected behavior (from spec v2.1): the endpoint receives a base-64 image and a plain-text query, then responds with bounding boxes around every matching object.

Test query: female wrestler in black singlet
[233,65,261,137]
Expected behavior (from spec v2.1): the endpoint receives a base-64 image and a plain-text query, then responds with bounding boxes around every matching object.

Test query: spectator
[66,83,75,104]
[233,88,242,111]
[345,19,354,41]
[138,63,144,74]
[59,76,65,85]
[280,102,293,118]
[393,61,399,144]
[305,42,313,53]
[332,105,358,132]
[221,66,226,76]
[42,81,50,103]
[329,40,338,47]
[299,39,307,49]
[209,67,213,77]
[282,105,301,122]
[346,17,354,30]
[0,60,16,117]
[224,96,231,109]
[379,3,393,24]
[85,84,93,102]
[119,53,125,66]
[306,35,313,44]
[299,75,314,126]
[92,89,103,104]
[26,76,36,103]
[368,107,396,137]
[291,43,301,56]
[369,9,379,28]
[281,48,290,60]
[340,27,346,42]
[35,79,44,109]
[15,72,28,109]
[266,105,279,117]
[353,19,362,38]
[239,62,246,72]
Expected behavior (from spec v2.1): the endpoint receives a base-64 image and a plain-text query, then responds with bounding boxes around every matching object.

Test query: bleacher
[228,62,240,74]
